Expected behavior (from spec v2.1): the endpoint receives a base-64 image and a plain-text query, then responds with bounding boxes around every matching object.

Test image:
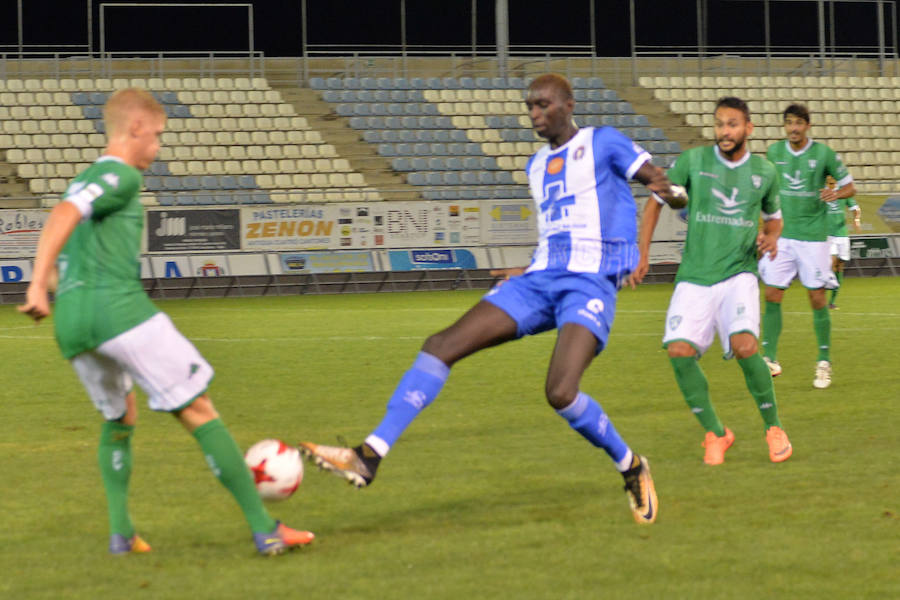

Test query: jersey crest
[711,186,744,215]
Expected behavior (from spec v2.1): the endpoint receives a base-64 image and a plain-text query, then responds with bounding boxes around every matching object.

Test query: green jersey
[54,157,158,358]
[766,139,851,242]
[668,146,780,286]
[825,196,859,237]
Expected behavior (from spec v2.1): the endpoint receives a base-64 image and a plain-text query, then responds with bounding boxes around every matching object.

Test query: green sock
[761,301,782,361]
[813,306,831,362]
[830,271,843,304]
[98,421,135,538]
[670,356,724,436]
[193,419,276,534]
[737,354,782,429]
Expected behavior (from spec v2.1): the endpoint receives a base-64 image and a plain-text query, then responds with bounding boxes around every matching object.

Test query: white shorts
[758,237,838,289]
[828,235,851,262]
[662,272,760,358]
[70,312,214,420]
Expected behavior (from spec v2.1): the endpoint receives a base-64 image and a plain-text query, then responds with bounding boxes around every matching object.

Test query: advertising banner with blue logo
[0,209,49,258]
[280,251,374,273]
[0,259,32,282]
[388,249,478,270]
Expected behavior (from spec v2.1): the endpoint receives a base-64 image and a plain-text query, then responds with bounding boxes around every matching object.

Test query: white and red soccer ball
[244,439,303,501]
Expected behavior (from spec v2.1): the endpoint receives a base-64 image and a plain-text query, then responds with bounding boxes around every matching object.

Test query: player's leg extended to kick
[549,323,657,524]
[176,395,314,555]
[300,300,520,487]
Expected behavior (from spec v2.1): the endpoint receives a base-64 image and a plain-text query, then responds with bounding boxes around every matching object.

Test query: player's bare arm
[851,206,862,232]
[489,266,527,280]
[633,161,688,209]
[756,217,782,260]
[18,201,82,322]
[629,197,664,288]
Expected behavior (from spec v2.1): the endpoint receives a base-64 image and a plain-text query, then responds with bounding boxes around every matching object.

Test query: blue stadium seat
[458,77,475,89]
[395,143,414,156]
[238,175,257,189]
[460,171,478,185]
[446,157,464,170]
[83,106,102,119]
[428,157,448,171]
[322,90,342,103]
[426,77,443,89]
[89,92,107,105]
[442,77,460,89]
[433,130,451,143]
[495,171,515,185]
[374,90,391,103]
[491,77,508,88]
[407,172,426,185]
[363,131,382,143]
[182,176,200,190]
[397,130,417,143]
[220,175,238,190]
[389,90,408,102]
[393,78,410,90]
[383,116,402,128]
[449,130,468,142]
[425,172,443,185]
[308,77,325,90]
[588,77,605,89]
[387,103,404,116]
[409,77,427,89]
[413,143,430,155]
[411,157,429,171]
[343,77,361,89]
[348,117,367,129]
[214,193,233,204]
[378,143,398,157]
[415,130,435,142]
[475,77,492,88]
[325,77,342,90]
[200,175,218,190]
[381,130,400,142]
[359,77,377,89]
[369,103,387,116]
[443,171,460,184]
[159,91,179,104]
[144,176,162,190]
[429,143,449,156]
[357,90,375,102]
[508,77,524,89]
[157,193,176,206]
[336,104,355,116]
[171,105,192,118]
[392,157,412,171]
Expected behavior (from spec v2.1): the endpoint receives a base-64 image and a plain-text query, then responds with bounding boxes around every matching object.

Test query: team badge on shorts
[668,315,682,330]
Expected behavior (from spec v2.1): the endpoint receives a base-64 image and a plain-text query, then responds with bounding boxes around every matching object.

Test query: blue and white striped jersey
[525,126,650,275]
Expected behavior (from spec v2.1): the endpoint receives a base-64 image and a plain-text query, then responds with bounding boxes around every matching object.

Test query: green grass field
[1,278,897,599]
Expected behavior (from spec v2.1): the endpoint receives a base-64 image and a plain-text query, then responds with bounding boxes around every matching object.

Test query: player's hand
[626,257,650,289]
[756,232,778,260]
[819,187,839,202]
[490,267,526,281]
[17,285,50,322]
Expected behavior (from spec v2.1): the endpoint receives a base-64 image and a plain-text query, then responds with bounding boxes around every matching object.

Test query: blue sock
[557,392,632,470]
[368,352,450,453]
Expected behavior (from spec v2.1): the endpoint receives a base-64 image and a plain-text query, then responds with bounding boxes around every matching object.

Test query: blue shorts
[483,270,619,353]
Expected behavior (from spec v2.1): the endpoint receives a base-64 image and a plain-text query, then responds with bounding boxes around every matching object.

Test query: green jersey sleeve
[824,147,851,185]
[667,149,692,188]
[760,159,780,216]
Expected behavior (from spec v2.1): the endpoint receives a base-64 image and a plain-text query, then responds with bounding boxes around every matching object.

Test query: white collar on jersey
[784,138,814,156]
[713,145,751,169]
[95,155,127,164]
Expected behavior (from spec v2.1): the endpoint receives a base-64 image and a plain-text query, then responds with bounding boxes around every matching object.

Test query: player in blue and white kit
[299,74,687,524]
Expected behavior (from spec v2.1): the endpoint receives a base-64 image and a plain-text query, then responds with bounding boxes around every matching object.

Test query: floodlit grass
[1,278,897,599]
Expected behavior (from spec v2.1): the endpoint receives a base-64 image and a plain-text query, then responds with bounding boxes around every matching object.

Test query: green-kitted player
[19,88,314,556]
[759,103,856,389]
[825,180,862,309]
[636,96,792,466]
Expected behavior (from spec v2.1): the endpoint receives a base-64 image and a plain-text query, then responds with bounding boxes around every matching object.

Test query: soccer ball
[244,439,303,501]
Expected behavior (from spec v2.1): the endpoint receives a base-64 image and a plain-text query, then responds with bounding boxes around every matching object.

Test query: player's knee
[175,394,220,431]
[667,341,696,358]
[764,287,783,303]
[544,379,578,410]
[731,336,758,359]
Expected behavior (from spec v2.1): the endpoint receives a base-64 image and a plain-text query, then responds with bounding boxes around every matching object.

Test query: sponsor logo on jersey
[547,156,565,175]
[699,171,719,179]
[711,186,744,215]
[783,170,805,190]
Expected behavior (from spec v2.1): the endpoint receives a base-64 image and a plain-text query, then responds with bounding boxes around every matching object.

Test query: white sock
[615,449,634,473]
[364,434,390,458]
